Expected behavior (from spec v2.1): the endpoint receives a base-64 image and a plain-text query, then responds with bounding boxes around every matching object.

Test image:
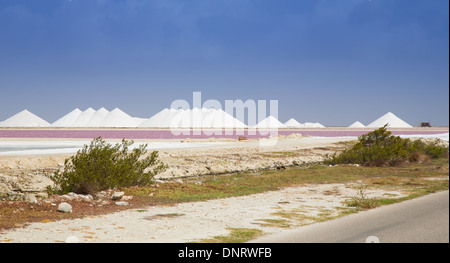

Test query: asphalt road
[251,190,449,243]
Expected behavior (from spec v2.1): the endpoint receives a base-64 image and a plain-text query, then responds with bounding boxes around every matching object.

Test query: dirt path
[0,183,405,243]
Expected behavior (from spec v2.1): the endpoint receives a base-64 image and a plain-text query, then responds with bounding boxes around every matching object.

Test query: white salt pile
[140,108,176,128]
[254,116,286,128]
[143,111,326,129]
[284,118,302,128]
[99,108,144,127]
[0,108,415,130]
[201,108,247,128]
[0,110,50,127]
[51,107,144,128]
[299,122,325,128]
[283,118,326,128]
[367,112,412,128]
[86,107,110,127]
[52,108,82,127]
[139,108,247,128]
[348,121,366,128]
[71,107,96,127]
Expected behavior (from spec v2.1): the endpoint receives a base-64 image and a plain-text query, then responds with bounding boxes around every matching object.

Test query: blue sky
[0,0,448,126]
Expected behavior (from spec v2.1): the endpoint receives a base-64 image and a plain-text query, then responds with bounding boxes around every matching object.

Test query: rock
[65,236,80,243]
[82,194,94,201]
[115,201,129,206]
[111,191,125,200]
[96,191,108,199]
[16,173,54,193]
[121,195,133,201]
[58,202,72,213]
[61,193,94,201]
[23,194,37,204]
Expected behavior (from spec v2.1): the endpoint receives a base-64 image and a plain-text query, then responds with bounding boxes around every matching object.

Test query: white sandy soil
[0,183,405,243]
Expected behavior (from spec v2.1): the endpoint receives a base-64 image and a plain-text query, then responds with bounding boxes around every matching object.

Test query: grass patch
[125,158,448,207]
[260,151,300,158]
[143,213,185,221]
[256,207,354,229]
[345,185,380,210]
[254,218,292,228]
[198,228,264,243]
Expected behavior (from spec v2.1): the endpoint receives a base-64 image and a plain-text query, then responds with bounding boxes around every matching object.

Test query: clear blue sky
[0,0,448,126]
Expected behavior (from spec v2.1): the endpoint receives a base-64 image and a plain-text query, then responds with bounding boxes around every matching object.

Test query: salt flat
[0,139,232,156]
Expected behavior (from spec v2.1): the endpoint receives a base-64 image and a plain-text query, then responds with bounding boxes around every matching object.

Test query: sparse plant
[324,124,449,166]
[345,185,379,210]
[46,137,168,195]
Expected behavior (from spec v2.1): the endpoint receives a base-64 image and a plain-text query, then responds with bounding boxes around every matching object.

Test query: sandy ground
[0,182,406,243]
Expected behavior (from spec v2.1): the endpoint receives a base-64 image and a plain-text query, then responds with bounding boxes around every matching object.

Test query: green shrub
[345,185,380,210]
[46,137,168,195]
[324,125,448,166]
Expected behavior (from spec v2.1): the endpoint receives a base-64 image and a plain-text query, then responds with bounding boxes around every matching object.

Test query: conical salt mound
[284,118,302,128]
[367,112,412,128]
[71,108,96,127]
[133,117,147,127]
[254,116,286,128]
[140,108,248,128]
[0,110,50,127]
[221,109,247,128]
[139,108,170,128]
[189,107,204,128]
[172,108,211,128]
[303,122,326,128]
[164,108,186,128]
[85,107,110,127]
[203,108,247,128]
[348,121,365,128]
[99,108,141,127]
[52,108,82,127]
[168,109,186,128]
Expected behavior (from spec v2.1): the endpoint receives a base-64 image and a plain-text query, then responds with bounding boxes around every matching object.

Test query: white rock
[23,194,37,204]
[58,202,72,213]
[121,195,133,201]
[111,191,125,200]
